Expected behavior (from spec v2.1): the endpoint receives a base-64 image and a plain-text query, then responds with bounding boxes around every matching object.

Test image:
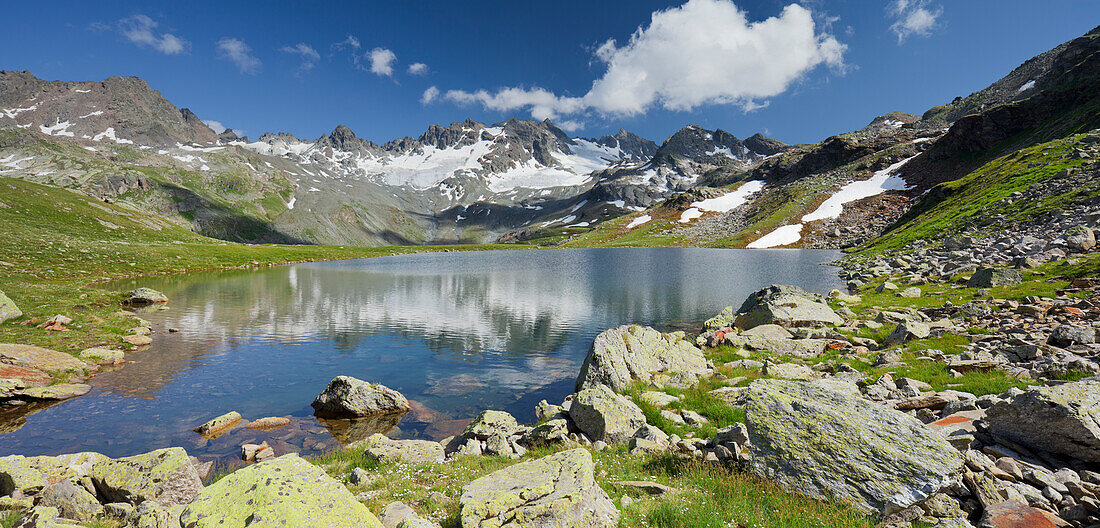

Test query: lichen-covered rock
[38,480,102,522]
[967,268,1022,288]
[91,447,202,507]
[358,433,445,465]
[703,306,735,331]
[462,410,519,440]
[0,455,49,496]
[124,288,168,305]
[0,344,86,374]
[734,285,843,330]
[311,376,410,418]
[743,379,963,519]
[982,380,1100,462]
[569,385,646,444]
[575,325,707,392]
[192,411,241,437]
[885,320,932,345]
[0,290,21,324]
[459,448,618,528]
[78,348,124,365]
[180,453,382,528]
[12,506,83,528]
[731,336,827,358]
[1065,225,1096,252]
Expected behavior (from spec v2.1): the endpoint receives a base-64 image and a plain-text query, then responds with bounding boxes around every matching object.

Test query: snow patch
[286,196,296,210]
[2,104,37,119]
[1017,79,1036,92]
[691,181,765,212]
[801,156,915,223]
[748,224,803,249]
[93,128,133,144]
[78,111,103,118]
[626,215,652,229]
[679,208,703,223]
[40,120,75,137]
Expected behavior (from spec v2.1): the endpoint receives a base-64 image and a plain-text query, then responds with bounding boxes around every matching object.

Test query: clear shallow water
[0,248,842,468]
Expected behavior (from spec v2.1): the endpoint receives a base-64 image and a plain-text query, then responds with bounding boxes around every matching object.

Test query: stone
[983,380,1100,462]
[0,344,86,374]
[1065,226,1096,252]
[91,447,203,507]
[458,448,618,528]
[358,434,445,465]
[614,481,677,495]
[898,287,922,298]
[462,410,519,440]
[534,400,563,421]
[885,320,932,345]
[638,391,679,407]
[743,379,963,519]
[715,423,749,446]
[967,268,1022,288]
[311,376,410,418]
[124,288,168,305]
[78,348,124,365]
[740,324,794,339]
[193,411,241,437]
[876,282,899,293]
[180,453,383,528]
[240,442,272,462]
[523,417,572,447]
[575,325,707,392]
[1049,325,1096,346]
[15,384,90,401]
[381,501,436,528]
[978,500,1069,528]
[37,480,103,522]
[762,362,818,381]
[569,385,647,445]
[734,285,843,330]
[245,416,291,430]
[737,337,827,359]
[0,290,21,324]
[703,306,735,331]
[12,506,83,528]
[123,335,152,346]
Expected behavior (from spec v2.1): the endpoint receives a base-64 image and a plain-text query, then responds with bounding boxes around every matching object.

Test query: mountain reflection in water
[0,248,842,470]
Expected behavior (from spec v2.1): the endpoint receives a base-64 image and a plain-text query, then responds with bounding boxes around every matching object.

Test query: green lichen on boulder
[983,379,1100,462]
[703,306,735,331]
[311,376,411,418]
[463,410,519,439]
[357,433,445,465]
[569,385,646,444]
[575,325,707,392]
[734,285,843,330]
[459,448,618,528]
[743,379,963,519]
[179,453,383,528]
[91,447,202,507]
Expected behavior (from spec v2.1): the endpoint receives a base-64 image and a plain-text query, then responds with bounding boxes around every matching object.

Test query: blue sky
[2,1,1097,145]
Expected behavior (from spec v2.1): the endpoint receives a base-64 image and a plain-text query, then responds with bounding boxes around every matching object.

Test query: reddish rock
[0,364,51,385]
[980,500,1069,528]
[246,417,291,430]
[0,344,86,372]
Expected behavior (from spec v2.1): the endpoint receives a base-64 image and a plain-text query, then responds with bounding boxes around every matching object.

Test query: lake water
[0,248,842,469]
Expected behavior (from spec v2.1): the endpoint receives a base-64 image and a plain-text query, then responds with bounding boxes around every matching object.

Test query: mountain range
[1,24,1097,248]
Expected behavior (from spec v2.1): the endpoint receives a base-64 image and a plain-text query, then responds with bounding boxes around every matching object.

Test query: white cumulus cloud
[280,43,320,75]
[421,86,440,105]
[408,62,429,76]
[888,0,942,43]
[114,15,189,55]
[369,47,397,76]
[440,0,845,122]
[217,38,262,74]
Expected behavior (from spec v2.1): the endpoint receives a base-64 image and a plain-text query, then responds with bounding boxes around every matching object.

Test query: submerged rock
[192,411,242,437]
[311,376,411,418]
[575,325,707,392]
[459,448,618,528]
[982,380,1100,462]
[180,453,383,528]
[569,385,647,444]
[743,379,963,519]
[734,285,843,330]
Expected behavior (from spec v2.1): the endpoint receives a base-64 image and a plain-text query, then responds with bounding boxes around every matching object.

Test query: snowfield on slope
[679,180,765,223]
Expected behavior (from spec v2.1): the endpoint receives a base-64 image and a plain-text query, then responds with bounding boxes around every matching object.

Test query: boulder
[462,410,519,440]
[734,285,843,330]
[967,268,1022,288]
[979,500,1069,527]
[311,376,410,418]
[0,290,21,324]
[91,447,202,507]
[180,453,383,528]
[458,448,617,528]
[569,385,647,444]
[743,379,963,519]
[124,288,168,305]
[1049,325,1096,346]
[885,320,932,345]
[15,384,90,401]
[245,416,291,430]
[0,344,86,374]
[762,362,818,381]
[575,325,707,392]
[12,506,83,528]
[1065,226,1096,252]
[735,337,827,358]
[38,480,103,522]
[78,348,124,365]
[740,324,793,340]
[703,306,735,331]
[358,434,445,465]
[982,380,1100,462]
[381,501,437,528]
